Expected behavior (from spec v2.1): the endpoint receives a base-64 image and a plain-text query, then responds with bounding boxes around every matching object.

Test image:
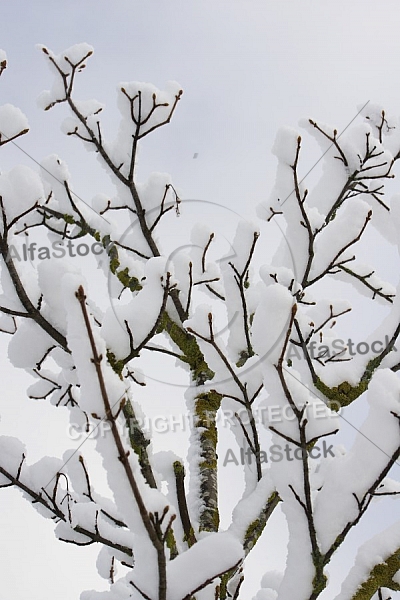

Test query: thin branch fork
[0,127,30,147]
[228,231,259,359]
[188,315,246,394]
[181,559,242,600]
[0,461,133,558]
[235,403,262,481]
[290,137,315,286]
[188,315,263,480]
[323,437,400,566]
[150,184,181,233]
[321,131,391,227]
[313,304,352,336]
[323,170,360,226]
[275,304,302,419]
[122,272,173,364]
[42,49,133,188]
[308,120,348,167]
[188,313,261,473]
[305,210,372,288]
[0,231,69,351]
[338,264,395,303]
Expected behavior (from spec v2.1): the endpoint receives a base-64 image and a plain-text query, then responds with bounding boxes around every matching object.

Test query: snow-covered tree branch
[0,43,399,599]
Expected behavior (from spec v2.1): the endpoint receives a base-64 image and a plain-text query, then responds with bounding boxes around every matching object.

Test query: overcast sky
[1,2,400,599]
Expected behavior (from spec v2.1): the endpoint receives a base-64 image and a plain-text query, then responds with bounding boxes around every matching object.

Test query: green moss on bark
[315,353,389,410]
[350,548,400,599]
[157,313,213,384]
[243,491,281,554]
[164,528,178,560]
[195,390,222,532]
[314,378,368,409]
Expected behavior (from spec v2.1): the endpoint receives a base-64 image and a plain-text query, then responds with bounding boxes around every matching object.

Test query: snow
[37,83,65,112]
[37,43,94,111]
[251,283,294,365]
[0,436,25,485]
[102,256,168,355]
[40,155,70,195]
[0,104,29,140]
[260,571,283,592]
[253,590,278,600]
[27,375,57,400]
[26,455,64,492]
[8,320,56,368]
[136,172,174,227]
[301,154,347,217]
[272,127,301,165]
[37,260,81,332]
[117,80,181,130]
[334,520,400,600]
[96,546,117,581]
[229,473,276,544]
[314,368,400,553]
[61,102,105,152]
[220,220,260,359]
[0,165,43,229]
[103,80,182,180]
[54,521,93,545]
[310,198,371,281]
[0,313,16,334]
[61,43,94,65]
[70,98,104,119]
[275,498,315,600]
[166,531,243,599]
[62,271,127,416]
[185,303,213,339]
[81,582,132,600]
[259,264,300,294]
[253,571,282,599]
[358,102,396,132]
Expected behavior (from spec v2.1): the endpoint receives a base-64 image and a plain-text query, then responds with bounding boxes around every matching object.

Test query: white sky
[1,1,400,599]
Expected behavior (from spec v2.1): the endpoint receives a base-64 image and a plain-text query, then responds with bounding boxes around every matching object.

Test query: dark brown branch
[306,210,372,288]
[173,461,196,547]
[308,120,348,167]
[122,272,172,363]
[228,231,259,359]
[0,462,133,558]
[0,233,69,352]
[0,128,30,147]
[181,559,242,600]
[338,264,394,303]
[76,286,167,600]
[323,437,400,565]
